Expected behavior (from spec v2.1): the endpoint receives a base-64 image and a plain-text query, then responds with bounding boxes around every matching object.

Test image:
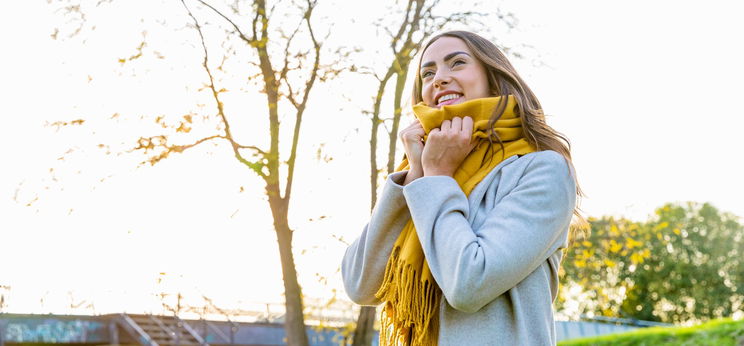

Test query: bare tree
[43,0,347,344]
[158,1,339,343]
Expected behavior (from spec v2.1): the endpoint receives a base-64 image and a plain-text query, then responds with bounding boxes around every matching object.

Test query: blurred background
[1,0,742,344]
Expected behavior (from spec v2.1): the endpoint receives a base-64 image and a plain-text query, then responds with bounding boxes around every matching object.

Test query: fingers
[409,120,424,135]
[450,117,461,132]
[438,116,472,146]
[461,116,474,143]
[402,116,473,142]
[462,116,473,132]
[441,119,451,131]
[404,119,423,132]
[399,118,425,143]
[440,116,472,131]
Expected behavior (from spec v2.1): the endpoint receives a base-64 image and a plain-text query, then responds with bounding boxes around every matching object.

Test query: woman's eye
[452,60,465,66]
[422,71,434,78]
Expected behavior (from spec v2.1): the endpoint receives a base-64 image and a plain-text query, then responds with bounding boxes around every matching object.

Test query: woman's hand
[399,119,426,185]
[399,118,426,171]
[422,116,478,177]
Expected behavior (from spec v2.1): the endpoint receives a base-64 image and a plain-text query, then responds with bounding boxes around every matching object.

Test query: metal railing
[556,315,674,341]
[119,313,157,346]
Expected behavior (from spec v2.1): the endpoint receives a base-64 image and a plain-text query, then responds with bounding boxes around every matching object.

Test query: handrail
[578,314,673,327]
[176,316,208,346]
[0,317,6,346]
[201,295,240,343]
[149,315,176,343]
[119,313,158,346]
[205,320,231,344]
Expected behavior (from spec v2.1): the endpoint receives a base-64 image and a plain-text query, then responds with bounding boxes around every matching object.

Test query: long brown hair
[413,30,589,244]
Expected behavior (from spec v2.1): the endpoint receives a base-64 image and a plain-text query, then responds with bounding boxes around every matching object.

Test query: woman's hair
[413,30,589,244]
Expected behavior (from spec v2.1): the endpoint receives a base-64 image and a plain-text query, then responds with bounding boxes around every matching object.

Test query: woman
[342,31,586,345]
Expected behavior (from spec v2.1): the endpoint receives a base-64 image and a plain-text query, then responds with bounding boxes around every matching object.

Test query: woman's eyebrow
[420,51,471,69]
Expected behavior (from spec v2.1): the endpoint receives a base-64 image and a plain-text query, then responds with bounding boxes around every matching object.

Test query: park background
[1,0,743,343]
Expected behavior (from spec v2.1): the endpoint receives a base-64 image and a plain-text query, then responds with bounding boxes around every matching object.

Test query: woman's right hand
[399,118,425,171]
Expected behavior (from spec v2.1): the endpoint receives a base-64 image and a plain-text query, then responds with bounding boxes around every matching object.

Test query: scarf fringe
[375,244,441,345]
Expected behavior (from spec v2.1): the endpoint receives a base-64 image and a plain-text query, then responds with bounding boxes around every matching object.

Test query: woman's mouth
[436,93,464,107]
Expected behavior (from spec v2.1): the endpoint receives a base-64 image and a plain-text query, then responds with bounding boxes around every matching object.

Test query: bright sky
[1,0,742,319]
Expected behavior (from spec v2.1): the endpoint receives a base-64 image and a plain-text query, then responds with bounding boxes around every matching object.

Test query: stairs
[118,313,209,346]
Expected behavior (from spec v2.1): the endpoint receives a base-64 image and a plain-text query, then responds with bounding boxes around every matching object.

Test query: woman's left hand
[422,116,478,177]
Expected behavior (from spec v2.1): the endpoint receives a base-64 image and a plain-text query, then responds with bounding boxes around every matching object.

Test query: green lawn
[559,317,744,346]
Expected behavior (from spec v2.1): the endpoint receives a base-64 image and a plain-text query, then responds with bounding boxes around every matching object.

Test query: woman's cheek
[422,85,433,105]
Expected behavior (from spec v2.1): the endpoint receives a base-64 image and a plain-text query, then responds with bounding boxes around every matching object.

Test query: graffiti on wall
[1,319,106,343]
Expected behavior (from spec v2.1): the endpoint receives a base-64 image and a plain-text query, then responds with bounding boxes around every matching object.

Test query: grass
[559,317,744,346]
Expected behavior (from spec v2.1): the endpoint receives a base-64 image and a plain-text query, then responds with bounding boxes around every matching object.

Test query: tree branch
[197,0,254,45]
[181,0,268,180]
[176,134,224,151]
[389,0,414,53]
[134,134,228,166]
[279,21,304,109]
[236,144,267,155]
[283,0,320,203]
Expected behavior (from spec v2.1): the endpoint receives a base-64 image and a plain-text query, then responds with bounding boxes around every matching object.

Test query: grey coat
[342,150,577,345]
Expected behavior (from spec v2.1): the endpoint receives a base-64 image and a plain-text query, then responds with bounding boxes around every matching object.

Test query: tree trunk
[369,115,380,210]
[355,83,389,345]
[353,61,410,346]
[352,306,376,346]
[269,194,310,346]
[354,113,381,346]
[387,66,408,174]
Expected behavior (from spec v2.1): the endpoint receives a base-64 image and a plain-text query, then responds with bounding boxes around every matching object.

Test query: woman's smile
[436,92,464,107]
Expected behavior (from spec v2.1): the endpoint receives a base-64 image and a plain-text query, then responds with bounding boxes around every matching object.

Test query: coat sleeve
[402,151,576,313]
[341,171,412,306]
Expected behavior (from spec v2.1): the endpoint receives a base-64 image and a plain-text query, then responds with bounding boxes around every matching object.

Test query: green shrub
[559,317,744,346]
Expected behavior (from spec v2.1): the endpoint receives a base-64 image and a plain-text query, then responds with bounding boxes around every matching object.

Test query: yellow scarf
[375,95,537,345]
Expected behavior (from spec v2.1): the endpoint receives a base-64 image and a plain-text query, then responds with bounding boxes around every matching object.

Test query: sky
[1,0,742,320]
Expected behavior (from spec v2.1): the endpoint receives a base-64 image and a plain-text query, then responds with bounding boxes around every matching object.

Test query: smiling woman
[342,30,588,345]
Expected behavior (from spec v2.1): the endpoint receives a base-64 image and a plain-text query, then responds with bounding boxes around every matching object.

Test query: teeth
[438,93,462,104]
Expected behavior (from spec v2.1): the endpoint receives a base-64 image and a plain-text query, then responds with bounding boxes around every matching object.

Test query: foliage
[558,202,744,324]
[558,317,744,346]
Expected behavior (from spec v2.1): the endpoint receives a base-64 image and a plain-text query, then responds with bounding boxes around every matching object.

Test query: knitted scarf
[374,95,537,345]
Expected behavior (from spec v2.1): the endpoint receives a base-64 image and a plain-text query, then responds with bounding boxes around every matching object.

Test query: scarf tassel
[375,245,441,345]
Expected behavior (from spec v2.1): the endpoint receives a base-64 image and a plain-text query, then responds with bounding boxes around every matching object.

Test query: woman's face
[419,36,491,108]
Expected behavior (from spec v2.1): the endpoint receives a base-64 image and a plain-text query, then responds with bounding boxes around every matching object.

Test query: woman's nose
[434,74,449,88]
